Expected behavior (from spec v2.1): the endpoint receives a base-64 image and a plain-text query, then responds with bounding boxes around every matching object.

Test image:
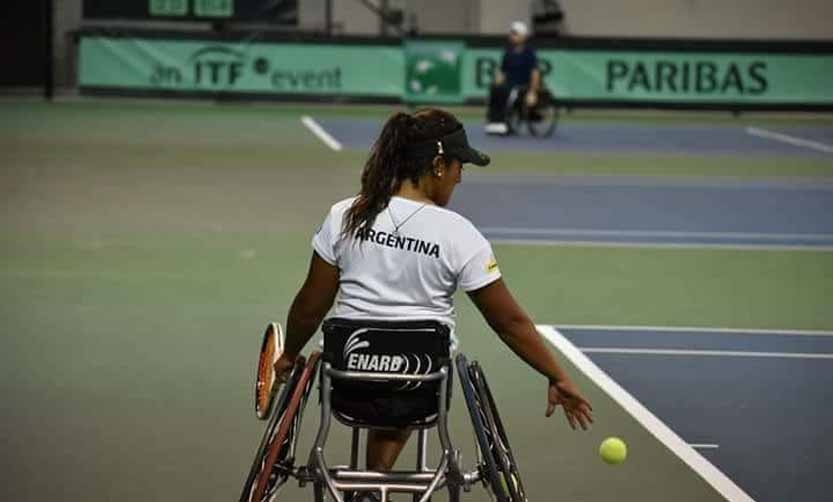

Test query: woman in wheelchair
[272,108,592,495]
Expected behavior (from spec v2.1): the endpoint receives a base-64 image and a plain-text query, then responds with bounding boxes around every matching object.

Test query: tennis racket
[254,322,285,420]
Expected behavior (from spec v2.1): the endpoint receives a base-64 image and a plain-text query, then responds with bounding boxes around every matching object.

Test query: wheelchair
[505,86,559,138]
[240,319,528,502]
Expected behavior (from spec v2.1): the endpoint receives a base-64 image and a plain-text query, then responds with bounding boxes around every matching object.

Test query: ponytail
[343,112,413,238]
[342,108,461,240]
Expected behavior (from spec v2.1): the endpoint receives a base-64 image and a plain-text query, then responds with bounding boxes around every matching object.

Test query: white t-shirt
[312,196,501,328]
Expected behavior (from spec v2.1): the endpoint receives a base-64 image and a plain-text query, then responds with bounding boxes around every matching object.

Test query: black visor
[404,126,490,167]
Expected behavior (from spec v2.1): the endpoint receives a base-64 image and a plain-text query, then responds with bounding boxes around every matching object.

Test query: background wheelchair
[240,319,528,502]
[505,86,559,138]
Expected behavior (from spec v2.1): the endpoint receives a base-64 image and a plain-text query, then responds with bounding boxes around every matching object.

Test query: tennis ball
[599,437,627,465]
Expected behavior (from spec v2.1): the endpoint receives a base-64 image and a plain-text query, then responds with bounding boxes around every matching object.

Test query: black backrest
[322,318,451,427]
[323,318,450,387]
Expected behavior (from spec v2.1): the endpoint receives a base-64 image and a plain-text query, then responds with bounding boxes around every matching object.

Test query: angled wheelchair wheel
[506,106,524,136]
[470,362,528,502]
[241,352,321,502]
[456,354,508,502]
[526,94,558,138]
[240,356,304,502]
[503,87,524,136]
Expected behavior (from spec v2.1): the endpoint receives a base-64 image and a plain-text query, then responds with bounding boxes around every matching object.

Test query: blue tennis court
[451,177,832,248]
[548,325,832,502]
[316,117,833,158]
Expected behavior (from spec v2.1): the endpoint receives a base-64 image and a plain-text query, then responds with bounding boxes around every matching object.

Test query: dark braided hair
[342,108,461,238]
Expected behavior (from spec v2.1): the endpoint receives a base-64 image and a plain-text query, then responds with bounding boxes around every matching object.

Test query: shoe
[484,122,509,135]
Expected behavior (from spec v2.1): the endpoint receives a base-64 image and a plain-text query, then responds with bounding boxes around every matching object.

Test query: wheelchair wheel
[242,352,321,502]
[505,103,524,136]
[456,354,508,502]
[470,362,528,502]
[240,356,304,502]
[526,93,558,138]
[504,89,525,135]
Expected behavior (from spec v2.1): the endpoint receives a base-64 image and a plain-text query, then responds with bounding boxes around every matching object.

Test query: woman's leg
[366,428,411,470]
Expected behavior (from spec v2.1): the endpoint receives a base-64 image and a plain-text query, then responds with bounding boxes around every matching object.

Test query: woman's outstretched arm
[467,279,593,430]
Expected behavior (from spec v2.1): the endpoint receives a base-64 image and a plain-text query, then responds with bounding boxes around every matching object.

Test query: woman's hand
[524,90,538,107]
[273,353,296,384]
[546,379,594,430]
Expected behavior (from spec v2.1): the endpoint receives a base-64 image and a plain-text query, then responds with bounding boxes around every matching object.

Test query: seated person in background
[485,21,541,134]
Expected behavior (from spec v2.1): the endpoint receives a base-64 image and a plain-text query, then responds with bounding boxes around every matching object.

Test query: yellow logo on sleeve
[486,256,499,273]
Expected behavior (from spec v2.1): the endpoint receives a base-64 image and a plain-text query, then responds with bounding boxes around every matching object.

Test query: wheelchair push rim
[243,352,321,502]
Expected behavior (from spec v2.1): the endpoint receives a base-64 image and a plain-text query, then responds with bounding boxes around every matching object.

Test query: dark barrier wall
[75,29,832,110]
[1,3,47,86]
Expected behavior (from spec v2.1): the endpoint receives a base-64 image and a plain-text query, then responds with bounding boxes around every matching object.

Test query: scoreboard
[83,0,298,23]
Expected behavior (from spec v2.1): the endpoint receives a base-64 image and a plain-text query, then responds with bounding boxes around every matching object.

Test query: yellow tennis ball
[599,437,627,465]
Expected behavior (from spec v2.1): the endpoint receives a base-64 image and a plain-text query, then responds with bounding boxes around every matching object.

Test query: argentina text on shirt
[355,228,441,258]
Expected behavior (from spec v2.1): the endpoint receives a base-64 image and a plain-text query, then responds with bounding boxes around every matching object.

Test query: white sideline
[745,126,832,154]
[482,226,830,241]
[301,115,343,151]
[579,347,831,359]
[553,324,832,337]
[489,238,831,252]
[536,325,756,502]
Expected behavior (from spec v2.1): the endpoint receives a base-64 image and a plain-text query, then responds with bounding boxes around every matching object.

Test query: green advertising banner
[78,34,831,107]
[463,48,832,104]
[79,37,403,97]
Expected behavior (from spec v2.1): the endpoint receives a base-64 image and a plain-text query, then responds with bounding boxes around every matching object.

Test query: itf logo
[150,45,246,88]
[404,41,464,103]
[190,46,246,87]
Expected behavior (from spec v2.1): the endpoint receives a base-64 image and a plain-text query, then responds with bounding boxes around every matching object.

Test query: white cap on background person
[510,21,530,37]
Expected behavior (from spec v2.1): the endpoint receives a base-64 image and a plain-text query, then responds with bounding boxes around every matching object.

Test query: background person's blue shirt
[501,46,538,87]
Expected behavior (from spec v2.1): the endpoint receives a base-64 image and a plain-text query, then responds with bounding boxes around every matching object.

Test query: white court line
[489,238,831,252]
[301,115,342,151]
[465,173,833,190]
[555,324,832,337]
[483,226,830,242]
[691,444,721,450]
[746,126,832,154]
[537,325,756,502]
[579,347,832,359]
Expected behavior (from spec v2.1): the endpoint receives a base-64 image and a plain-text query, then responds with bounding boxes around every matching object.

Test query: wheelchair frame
[505,85,559,138]
[306,361,477,502]
[242,351,525,502]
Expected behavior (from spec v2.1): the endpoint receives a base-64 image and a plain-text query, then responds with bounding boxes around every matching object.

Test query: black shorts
[331,387,439,428]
